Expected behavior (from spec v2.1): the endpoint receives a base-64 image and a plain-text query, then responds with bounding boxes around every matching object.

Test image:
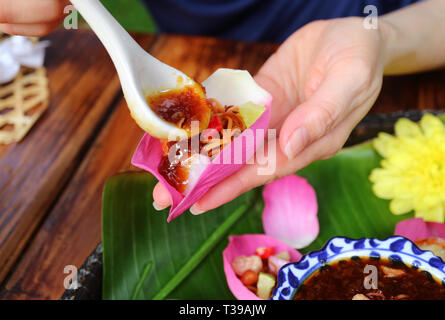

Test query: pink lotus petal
[394,218,445,241]
[223,234,301,300]
[262,175,319,249]
[132,70,272,222]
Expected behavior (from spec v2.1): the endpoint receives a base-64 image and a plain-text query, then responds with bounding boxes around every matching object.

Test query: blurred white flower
[0,36,49,84]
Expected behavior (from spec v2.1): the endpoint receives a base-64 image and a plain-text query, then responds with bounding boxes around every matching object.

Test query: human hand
[154,18,387,213]
[0,0,69,36]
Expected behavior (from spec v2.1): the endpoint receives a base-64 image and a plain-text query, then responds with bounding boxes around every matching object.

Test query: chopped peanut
[240,270,258,286]
[381,265,406,278]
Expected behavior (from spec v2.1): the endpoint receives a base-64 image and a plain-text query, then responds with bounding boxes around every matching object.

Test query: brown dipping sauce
[293,257,445,300]
[147,86,211,134]
[158,139,195,194]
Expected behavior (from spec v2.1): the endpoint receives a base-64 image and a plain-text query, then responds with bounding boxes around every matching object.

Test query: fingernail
[190,204,206,215]
[285,127,310,160]
[153,201,168,211]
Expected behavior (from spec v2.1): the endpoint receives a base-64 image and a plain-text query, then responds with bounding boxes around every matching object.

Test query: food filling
[148,86,264,194]
[147,85,211,134]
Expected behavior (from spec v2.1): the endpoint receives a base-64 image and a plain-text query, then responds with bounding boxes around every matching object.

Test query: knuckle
[346,57,375,90]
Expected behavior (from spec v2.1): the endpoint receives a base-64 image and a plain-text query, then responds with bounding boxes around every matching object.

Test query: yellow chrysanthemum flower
[369,114,445,222]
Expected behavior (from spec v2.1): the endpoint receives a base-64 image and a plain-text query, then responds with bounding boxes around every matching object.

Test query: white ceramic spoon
[70,0,196,140]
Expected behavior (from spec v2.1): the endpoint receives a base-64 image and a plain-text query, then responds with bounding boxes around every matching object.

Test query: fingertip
[282,126,311,160]
[153,183,172,208]
[189,204,206,215]
[153,201,168,211]
[279,106,310,158]
[279,127,290,156]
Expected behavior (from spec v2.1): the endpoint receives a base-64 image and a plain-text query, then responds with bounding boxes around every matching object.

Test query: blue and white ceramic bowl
[271,236,445,300]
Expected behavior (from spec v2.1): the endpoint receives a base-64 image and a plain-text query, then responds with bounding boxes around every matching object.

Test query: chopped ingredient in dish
[274,251,291,261]
[268,255,289,275]
[237,102,266,128]
[257,272,276,300]
[232,247,291,299]
[255,247,274,259]
[240,270,258,286]
[231,255,263,277]
[352,294,370,300]
[207,115,223,132]
[415,237,445,260]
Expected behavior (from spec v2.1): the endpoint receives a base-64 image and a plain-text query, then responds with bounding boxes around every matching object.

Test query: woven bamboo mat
[0,32,50,144]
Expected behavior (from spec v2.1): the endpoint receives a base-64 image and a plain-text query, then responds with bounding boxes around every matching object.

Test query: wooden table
[0,29,443,300]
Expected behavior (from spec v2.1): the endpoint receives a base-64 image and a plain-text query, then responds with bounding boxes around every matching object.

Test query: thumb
[280,67,364,159]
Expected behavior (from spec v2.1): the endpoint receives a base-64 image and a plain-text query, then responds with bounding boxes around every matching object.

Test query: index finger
[0,0,69,24]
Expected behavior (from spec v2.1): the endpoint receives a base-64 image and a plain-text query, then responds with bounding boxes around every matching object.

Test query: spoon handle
[69,0,149,78]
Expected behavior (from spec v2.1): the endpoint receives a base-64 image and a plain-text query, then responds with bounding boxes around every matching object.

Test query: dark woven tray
[61,109,443,300]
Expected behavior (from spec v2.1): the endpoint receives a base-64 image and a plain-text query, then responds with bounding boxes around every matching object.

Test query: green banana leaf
[102,141,415,300]
[102,173,264,300]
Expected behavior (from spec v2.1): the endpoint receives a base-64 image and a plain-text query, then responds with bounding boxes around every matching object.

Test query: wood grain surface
[0,29,444,299]
[0,29,154,297]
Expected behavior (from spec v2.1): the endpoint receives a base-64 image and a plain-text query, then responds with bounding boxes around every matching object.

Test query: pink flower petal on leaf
[131,69,272,222]
[223,234,301,300]
[262,175,319,249]
[394,218,445,241]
